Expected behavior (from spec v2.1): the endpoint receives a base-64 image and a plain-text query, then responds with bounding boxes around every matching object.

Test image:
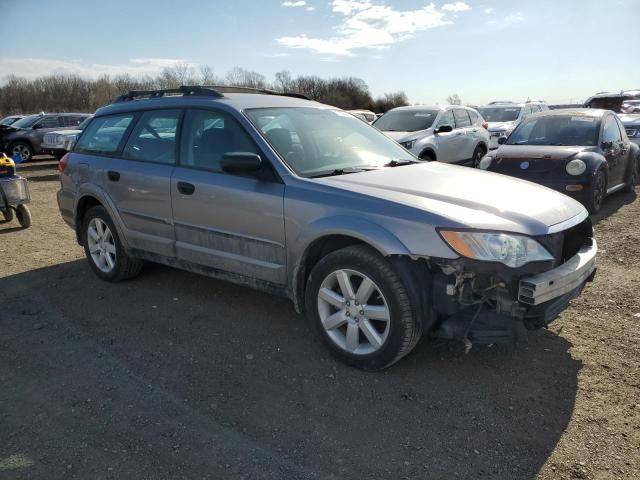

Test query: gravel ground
[1,159,638,480]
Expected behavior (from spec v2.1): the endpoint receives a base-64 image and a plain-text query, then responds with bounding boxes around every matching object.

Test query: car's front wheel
[471,145,486,168]
[586,170,606,214]
[82,205,143,282]
[11,142,33,163]
[305,245,422,370]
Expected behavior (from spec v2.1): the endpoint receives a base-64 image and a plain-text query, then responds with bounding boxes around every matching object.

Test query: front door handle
[107,170,120,181]
[177,181,195,195]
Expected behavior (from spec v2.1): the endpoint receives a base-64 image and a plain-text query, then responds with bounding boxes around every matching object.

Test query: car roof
[527,108,607,119]
[95,92,328,117]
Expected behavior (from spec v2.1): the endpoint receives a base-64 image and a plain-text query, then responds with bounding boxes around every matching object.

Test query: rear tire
[471,145,486,168]
[305,245,421,370]
[585,170,606,214]
[16,204,31,228]
[82,205,143,282]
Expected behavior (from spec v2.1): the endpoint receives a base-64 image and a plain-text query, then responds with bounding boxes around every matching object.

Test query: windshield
[586,96,640,113]
[0,116,21,126]
[507,114,600,146]
[78,116,93,130]
[372,109,438,132]
[11,114,42,129]
[245,107,415,177]
[478,106,521,122]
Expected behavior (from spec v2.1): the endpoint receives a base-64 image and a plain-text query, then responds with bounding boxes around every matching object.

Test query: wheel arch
[74,187,130,250]
[418,147,436,161]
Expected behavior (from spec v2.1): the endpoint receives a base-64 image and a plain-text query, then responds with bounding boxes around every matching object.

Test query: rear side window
[453,109,471,128]
[63,116,86,127]
[468,110,482,126]
[180,109,258,172]
[123,109,180,165]
[76,114,135,154]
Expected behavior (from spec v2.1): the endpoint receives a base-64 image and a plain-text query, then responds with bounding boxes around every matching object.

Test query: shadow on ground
[0,258,581,479]
[591,188,636,225]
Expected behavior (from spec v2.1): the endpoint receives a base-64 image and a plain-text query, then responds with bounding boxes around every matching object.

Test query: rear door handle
[177,181,195,195]
[107,170,120,181]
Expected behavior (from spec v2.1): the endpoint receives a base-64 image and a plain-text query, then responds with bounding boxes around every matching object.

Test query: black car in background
[0,115,24,126]
[478,109,639,213]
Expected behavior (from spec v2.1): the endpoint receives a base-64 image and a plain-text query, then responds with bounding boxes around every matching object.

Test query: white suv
[478,101,548,149]
[372,105,490,166]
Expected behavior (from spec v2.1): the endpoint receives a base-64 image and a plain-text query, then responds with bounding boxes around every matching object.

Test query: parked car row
[0,112,92,161]
[56,85,607,370]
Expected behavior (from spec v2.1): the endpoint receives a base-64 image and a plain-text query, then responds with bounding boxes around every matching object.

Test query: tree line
[0,65,409,117]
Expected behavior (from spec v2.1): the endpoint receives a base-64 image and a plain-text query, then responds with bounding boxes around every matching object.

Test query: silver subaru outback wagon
[57,86,597,370]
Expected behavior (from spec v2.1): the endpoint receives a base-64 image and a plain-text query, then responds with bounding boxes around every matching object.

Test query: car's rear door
[452,108,475,162]
[171,108,287,285]
[101,109,179,257]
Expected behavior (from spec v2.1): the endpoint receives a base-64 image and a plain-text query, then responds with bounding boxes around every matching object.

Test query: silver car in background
[372,105,490,166]
[479,101,548,149]
[57,86,597,370]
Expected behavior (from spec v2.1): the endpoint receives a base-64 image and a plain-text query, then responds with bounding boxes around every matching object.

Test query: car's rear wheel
[83,205,142,282]
[586,170,606,214]
[11,142,33,163]
[15,204,31,228]
[471,145,486,168]
[305,245,421,370]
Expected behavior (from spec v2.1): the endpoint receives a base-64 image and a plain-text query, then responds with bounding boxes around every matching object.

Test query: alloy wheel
[12,144,31,162]
[87,218,116,273]
[317,269,390,355]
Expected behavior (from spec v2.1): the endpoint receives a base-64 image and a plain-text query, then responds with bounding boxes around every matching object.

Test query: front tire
[305,245,421,370]
[2,208,14,223]
[82,205,142,282]
[622,156,639,193]
[471,145,486,168]
[586,170,606,214]
[11,142,33,163]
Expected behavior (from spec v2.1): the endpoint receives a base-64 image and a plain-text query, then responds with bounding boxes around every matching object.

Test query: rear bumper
[518,239,597,306]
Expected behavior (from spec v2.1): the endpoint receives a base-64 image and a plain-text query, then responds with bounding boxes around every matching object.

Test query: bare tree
[446,93,462,105]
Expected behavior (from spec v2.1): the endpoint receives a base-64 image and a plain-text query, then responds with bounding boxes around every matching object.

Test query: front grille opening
[562,218,593,261]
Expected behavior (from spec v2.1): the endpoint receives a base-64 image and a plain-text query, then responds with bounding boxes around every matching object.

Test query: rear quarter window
[75,114,135,154]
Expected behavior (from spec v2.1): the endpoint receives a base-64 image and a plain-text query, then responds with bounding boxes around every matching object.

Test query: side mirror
[497,136,507,145]
[434,125,453,134]
[221,152,262,174]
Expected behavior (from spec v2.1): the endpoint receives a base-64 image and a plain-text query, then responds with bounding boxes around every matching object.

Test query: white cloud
[488,11,523,26]
[483,7,494,14]
[282,1,307,6]
[505,12,523,22]
[441,2,471,12]
[306,6,315,10]
[277,0,470,55]
[0,57,195,81]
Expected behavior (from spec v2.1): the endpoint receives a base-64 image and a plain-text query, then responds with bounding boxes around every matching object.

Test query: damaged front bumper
[431,237,597,344]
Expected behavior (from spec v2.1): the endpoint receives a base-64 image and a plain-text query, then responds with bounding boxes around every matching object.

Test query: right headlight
[439,230,553,268]
[478,155,493,170]
[566,159,586,176]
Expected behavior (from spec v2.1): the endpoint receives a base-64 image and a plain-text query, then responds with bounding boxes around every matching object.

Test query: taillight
[58,152,70,173]
[482,121,488,130]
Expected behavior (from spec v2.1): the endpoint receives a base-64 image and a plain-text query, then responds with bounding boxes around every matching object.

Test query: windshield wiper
[383,159,417,167]
[308,166,379,178]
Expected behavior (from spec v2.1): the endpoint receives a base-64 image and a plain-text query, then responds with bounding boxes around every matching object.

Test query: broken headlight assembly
[439,230,553,268]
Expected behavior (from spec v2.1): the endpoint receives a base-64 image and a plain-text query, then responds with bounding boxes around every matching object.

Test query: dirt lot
[1,159,638,480]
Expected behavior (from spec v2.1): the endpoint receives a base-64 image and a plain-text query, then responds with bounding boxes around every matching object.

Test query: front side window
[246,107,415,177]
[506,114,600,146]
[180,109,258,172]
[602,115,622,145]
[76,114,135,154]
[478,106,522,122]
[12,115,42,129]
[435,110,455,128]
[453,109,471,128]
[123,109,180,165]
[372,109,439,132]
[36,116,62,128]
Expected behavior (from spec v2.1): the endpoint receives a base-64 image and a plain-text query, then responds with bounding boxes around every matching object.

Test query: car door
[171,108,287,285]
[600,114,626,187]
[452,109,474,162]
[102,109,179,257]
[614,115,634,185]
[432,110,461,163]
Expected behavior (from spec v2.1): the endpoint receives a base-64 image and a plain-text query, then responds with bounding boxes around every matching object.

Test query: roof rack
[488,101,515,105]
[112,85,310,104]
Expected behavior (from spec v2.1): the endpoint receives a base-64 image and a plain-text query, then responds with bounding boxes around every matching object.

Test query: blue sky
[1,0,638,105]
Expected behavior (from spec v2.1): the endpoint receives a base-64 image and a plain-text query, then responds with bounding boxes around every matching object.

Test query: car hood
[46,129,82,136]
[381,129,431,142]
[315,162,585,235]
[493,145,590,160]
[487,121,516,131]
[617,113,640,126]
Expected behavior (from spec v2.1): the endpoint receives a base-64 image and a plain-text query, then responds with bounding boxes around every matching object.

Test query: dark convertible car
[478,109,639,213]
